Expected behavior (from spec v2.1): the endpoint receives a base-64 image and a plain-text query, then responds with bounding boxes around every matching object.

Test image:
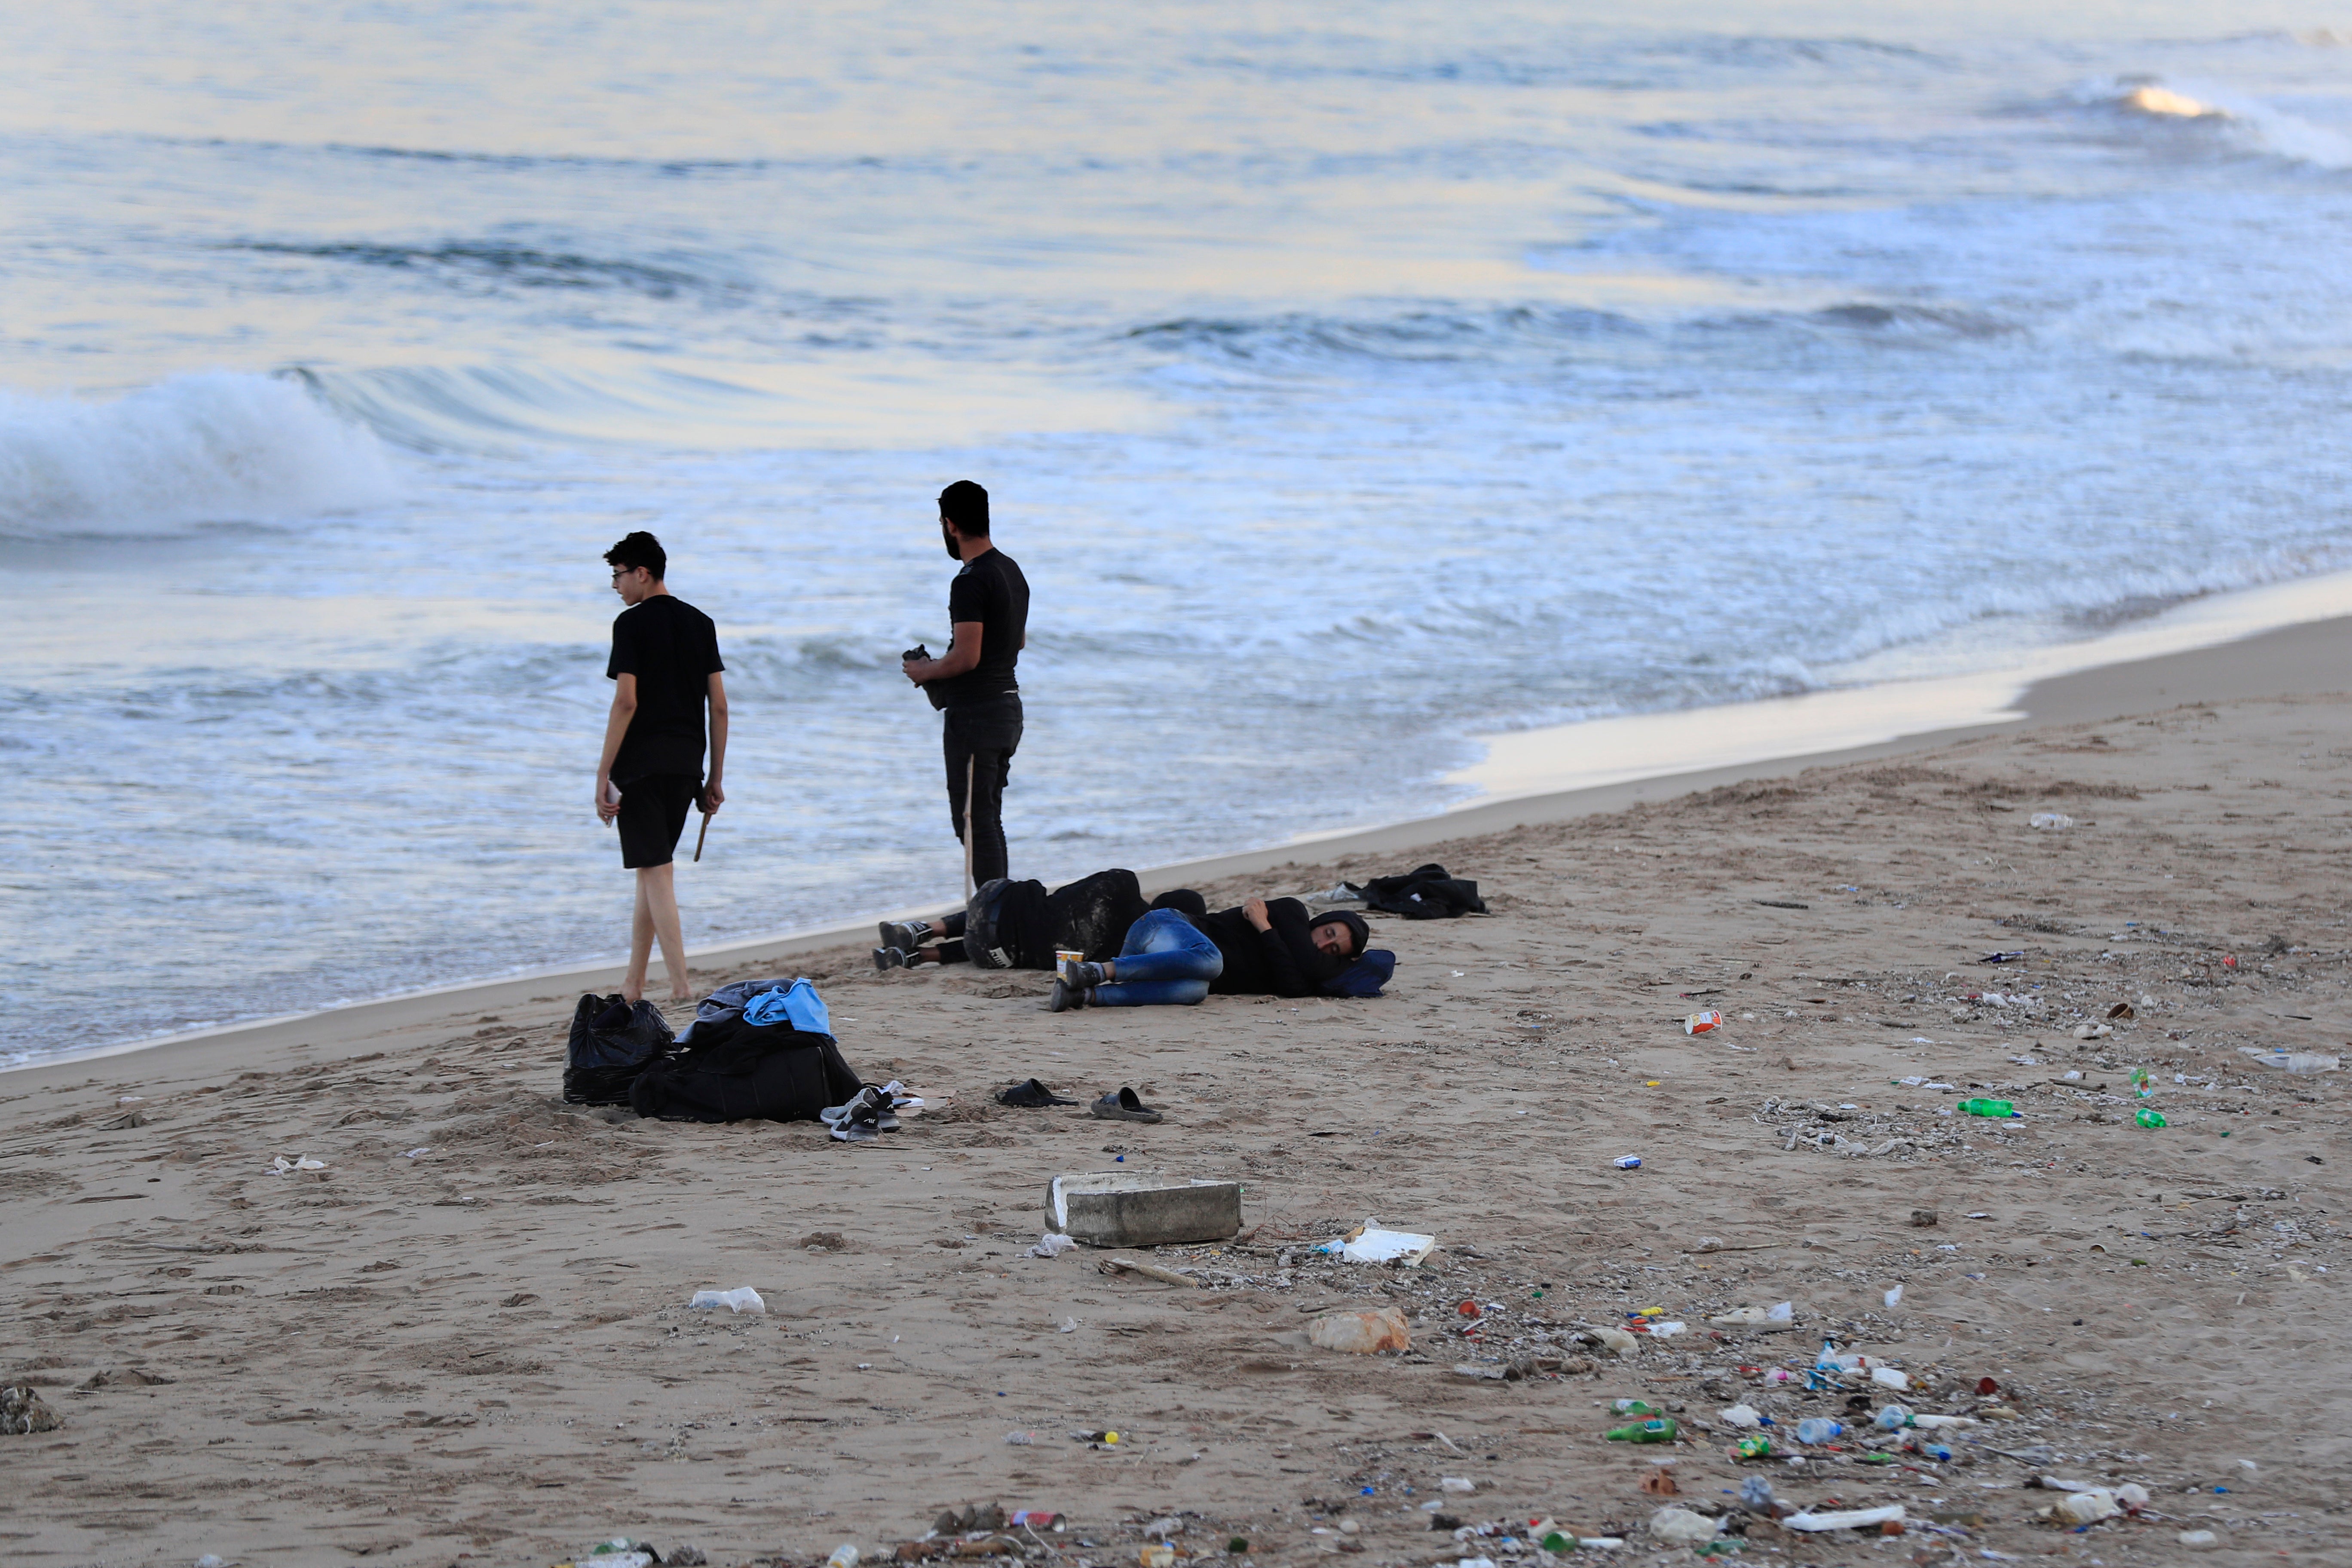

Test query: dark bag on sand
[1321,949,1397,998]
[563,993,674,1106]
[628,1014,863,1124]
[967,870,1148,970]
[965,877,1049,970]
[1357,863,1487,920]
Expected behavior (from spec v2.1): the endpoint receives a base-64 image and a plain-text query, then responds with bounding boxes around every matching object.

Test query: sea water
[5,0,2352,1060]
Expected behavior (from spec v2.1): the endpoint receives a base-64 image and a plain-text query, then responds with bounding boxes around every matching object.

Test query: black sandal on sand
[1090,1086,1163,1124]
[997,1078,1079,1109]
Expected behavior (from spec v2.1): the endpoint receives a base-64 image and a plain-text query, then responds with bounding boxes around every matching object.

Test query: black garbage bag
[1355,863,1487,920]
[563,993,674,1106]
[628,1014,864,1124]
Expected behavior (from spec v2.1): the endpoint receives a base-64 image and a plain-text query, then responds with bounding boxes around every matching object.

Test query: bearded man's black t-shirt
[930,548,1029,707]
[606,595,723,782]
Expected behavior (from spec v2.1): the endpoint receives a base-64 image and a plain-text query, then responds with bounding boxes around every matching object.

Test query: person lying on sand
[1049,892,1369,1011]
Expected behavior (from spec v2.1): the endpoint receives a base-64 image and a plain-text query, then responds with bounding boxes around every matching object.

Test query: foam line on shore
[1446,569,2352,805]
[15,579,2352,1078]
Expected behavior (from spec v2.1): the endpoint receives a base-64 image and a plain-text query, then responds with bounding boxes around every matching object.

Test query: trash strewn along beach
[6,692,2344,1563]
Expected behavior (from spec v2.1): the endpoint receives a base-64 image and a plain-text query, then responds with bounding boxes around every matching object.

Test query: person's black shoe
[1049,975,1090,1012]
[878,920,931,951]
[872,946,908,973]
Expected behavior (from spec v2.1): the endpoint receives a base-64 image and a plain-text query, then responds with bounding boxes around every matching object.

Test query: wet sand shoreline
[21,609,2352,1086]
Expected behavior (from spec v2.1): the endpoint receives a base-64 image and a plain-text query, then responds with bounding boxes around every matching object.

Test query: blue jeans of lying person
[1093,909,1224,1007]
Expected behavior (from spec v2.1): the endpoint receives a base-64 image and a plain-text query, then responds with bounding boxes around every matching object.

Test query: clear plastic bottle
[827,1547,860,1568]
[1610,1399,1662,1416]
[1793,1418,1843,1445]
[1873,1405,1912,1431]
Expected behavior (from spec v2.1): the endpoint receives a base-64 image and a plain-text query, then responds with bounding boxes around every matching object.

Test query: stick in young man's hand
[693,778,723,862]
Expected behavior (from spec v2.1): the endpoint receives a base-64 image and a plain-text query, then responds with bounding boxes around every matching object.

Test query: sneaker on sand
[878,920,931,951]
[821,1085,884,1126]
[872,946,909,973]
[829,1101,882,1143]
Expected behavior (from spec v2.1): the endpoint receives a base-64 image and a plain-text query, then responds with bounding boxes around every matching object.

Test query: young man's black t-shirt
[606,595,724,782]
[930,548,1029,707]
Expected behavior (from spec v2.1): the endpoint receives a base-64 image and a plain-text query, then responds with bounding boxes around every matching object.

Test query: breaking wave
[0,372,396,539]
[2081,75,2352,169]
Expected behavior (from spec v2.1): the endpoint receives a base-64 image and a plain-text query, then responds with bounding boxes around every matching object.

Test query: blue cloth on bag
[676,976,832,1044]
[742,977,831,1036]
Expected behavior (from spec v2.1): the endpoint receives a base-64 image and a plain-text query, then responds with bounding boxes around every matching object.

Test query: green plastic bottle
[1958,1098,2015,1118]
[1610,1399,1662,1416]
[2135,1107,2167,1129]
[1540,1534,1573,1555]
[1605,1418,1677,1443]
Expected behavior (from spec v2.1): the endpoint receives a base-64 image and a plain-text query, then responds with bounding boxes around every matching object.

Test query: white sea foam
[2091,75,2352,169]
[0,372,396,537]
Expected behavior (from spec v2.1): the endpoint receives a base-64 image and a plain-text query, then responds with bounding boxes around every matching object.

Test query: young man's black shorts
[616,773,701,868]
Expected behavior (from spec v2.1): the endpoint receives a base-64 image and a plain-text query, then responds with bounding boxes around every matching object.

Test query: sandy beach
[7,628,2349,1566]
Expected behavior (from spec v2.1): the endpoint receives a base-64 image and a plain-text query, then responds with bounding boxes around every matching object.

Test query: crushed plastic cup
[1684,1009,1724,1035]
[1882,1285,1903,1309]
[1440,1476,1476,1493]
[1871,1366,1910,1391]
[1647,1507,1717,1546]
[1719,1403,1762,1428]
[1027,1232,1078,1258]
[688,1287,766,1314]
[2028,812,2073,831]
[269,1155,325,1174]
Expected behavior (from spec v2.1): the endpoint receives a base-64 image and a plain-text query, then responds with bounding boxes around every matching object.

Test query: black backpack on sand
[628,1014,864,1124]
[966,869,1148,970]
[563,993,674,1106]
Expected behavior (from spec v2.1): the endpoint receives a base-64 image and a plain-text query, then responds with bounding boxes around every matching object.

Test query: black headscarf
[1311,908,1371,960]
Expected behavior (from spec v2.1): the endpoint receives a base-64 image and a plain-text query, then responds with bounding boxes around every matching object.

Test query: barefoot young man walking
[595,531,727,1002]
